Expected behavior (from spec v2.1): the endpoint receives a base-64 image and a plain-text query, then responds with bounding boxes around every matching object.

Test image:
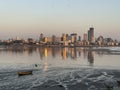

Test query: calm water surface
[0,47,120,90]
[0,47,120,69]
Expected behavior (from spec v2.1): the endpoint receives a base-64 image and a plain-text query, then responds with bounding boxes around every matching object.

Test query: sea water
[0,47,120,90]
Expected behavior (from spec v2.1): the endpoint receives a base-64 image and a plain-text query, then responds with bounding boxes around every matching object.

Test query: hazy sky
[0,0,120,40]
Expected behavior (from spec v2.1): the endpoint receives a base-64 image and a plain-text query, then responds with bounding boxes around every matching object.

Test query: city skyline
[0,0,120,40]
[0,27,119,43]
[1,27,119,47]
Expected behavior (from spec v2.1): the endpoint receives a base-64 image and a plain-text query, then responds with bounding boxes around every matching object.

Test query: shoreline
[0,44,120,54]
[0,44,120,48]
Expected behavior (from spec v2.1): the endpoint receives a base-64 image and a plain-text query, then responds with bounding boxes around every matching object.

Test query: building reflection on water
[0,47,95,65]
[43,61,48,71]
[62,48,68,59]
[37,47,94,65]
[44,48,48,57]
[83,49,88,59]
[71,48,77,59]
[88,51,94,66]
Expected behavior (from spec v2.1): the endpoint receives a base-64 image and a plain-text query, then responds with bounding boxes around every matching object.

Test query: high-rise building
[88,27,94,44]
[52,35,56,44]
[16,36,20,40]
[78,36,81,41]
[71,33,77,43]
[83,33,88,42]
[39,33,44,42]
[62,33,67,41]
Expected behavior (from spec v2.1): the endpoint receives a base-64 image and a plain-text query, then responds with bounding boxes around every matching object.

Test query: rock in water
[117,80,120,85]
[35,64,38,67]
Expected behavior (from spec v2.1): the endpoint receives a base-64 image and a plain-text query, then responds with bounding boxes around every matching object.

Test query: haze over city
[0,0,120,40]
[1,1,120,90]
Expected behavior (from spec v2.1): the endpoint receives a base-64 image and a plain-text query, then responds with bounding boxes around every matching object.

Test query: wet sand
[0,67,120,90]
[29,69,120,90]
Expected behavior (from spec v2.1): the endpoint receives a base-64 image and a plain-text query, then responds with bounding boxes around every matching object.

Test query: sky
[0,0,120,40]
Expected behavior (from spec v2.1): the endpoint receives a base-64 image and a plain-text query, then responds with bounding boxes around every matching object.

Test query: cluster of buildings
[38,27,95,46]
[38,27,119,46]
[0,27,120,47]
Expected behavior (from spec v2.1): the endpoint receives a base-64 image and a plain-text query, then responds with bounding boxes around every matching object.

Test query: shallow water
[0,47,120,90]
